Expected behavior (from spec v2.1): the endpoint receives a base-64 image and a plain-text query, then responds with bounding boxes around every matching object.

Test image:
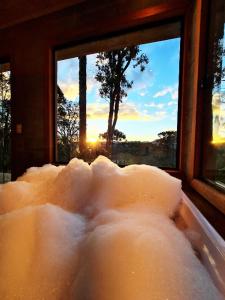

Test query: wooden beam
[0,0,85,30]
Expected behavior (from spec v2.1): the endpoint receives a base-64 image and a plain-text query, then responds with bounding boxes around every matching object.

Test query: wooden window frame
[183,0,225,215]
[54,19,184,172]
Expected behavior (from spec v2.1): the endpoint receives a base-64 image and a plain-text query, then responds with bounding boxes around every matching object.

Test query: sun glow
[211,136,225,145]
[87,137,98,144]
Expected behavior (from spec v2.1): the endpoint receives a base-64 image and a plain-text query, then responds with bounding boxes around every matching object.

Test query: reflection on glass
[56,37,180,168]
[212,22,225,145]
[0,63,11,183]
[203,0,225,188]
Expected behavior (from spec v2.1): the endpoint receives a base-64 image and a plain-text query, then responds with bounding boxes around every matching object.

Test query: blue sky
[57,38,180,142]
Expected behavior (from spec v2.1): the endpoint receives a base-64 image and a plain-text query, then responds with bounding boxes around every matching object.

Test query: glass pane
[0,63,11,183]
[56,30,181,168]
[203,0,225,189]
[57,58,80,163]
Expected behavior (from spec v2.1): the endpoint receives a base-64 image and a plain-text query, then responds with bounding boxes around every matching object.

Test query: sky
[57,38,180,142]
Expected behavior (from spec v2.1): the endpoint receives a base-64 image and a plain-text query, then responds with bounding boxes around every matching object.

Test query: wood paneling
[0,0,85,30]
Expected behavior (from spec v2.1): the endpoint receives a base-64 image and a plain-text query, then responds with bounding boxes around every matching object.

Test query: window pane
[56,26,181,168]
[57,58,80,163]
[0,63,11,183]
[203,0,225,189]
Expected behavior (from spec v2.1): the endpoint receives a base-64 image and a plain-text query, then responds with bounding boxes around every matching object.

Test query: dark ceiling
[0,0,85,29]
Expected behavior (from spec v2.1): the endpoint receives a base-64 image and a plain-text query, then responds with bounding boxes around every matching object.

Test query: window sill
[191,179,225,215]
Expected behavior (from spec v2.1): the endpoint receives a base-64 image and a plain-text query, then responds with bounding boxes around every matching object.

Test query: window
[0,63,11,183]
[55,22,182,168]
[202,0,225,190]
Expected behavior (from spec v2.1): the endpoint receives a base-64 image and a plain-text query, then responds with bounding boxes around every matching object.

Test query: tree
[0,70,11,175]
[156,131,177,167]
[157,131,177,145]
[212,34,225,92]
[204,22,225,178]
[95,46,149,154]
[57,85,79,162]
[99,129,126,142]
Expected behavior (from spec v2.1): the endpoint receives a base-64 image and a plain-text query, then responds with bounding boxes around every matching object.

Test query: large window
[203,0,225,190]
[0,63,11,183]
[55,22,181,168]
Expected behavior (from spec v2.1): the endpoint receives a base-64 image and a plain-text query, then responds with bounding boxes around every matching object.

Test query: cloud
[168,101,177,106]
[171,90,178,100]
[171,109,178,116]
[154,111,167,118]
[153,88,171,98]
[153,85,178,100]
[145,102,164,109]
[59,82,79,100]
[87,102,148,121]
[58,78,96,101]
[87,102,167,122]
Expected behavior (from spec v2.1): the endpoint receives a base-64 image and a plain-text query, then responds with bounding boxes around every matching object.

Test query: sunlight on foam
[0,156,223,300]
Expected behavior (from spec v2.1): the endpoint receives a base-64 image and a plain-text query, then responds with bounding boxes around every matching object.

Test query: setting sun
[87,137,98,144]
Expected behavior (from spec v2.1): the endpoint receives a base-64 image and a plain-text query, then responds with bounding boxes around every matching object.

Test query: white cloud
[153,87,172,98]
[155,111,167,117]
[153,85,178,101]
[145,102,165,109]
[87,101,167,122]
[171,90,178,100]
[168,101,177,106]
[86,77,96,93]
[58,77,96,101]
[87,102,149,121]
[59,82,79,100]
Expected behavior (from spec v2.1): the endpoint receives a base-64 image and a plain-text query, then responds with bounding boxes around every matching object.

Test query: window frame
[54,18,185,175]
[189,0,225,214]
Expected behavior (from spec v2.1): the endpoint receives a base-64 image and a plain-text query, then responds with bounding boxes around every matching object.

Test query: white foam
[90,156,181,216]
[17,164,64,183]
[0,204,86,300]
[0,156,223,299]
[0,158,92,214]
[73,209,222,300]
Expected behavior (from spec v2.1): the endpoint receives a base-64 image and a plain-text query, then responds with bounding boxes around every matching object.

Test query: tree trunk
[79,56,87,157]
[106,92,114,156]
[112,83,121,132]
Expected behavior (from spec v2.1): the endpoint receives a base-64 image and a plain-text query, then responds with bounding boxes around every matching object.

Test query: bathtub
[177,192,225,295]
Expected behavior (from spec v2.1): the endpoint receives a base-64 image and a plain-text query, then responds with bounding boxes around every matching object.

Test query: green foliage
[213,37,225,91]
[0,71,11,173]
[95,46,149,152]
[95,47,148,100]
[157,131,177,145]
[57,85,79,162]
[99,129,126,142]
[155,131,177,167]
